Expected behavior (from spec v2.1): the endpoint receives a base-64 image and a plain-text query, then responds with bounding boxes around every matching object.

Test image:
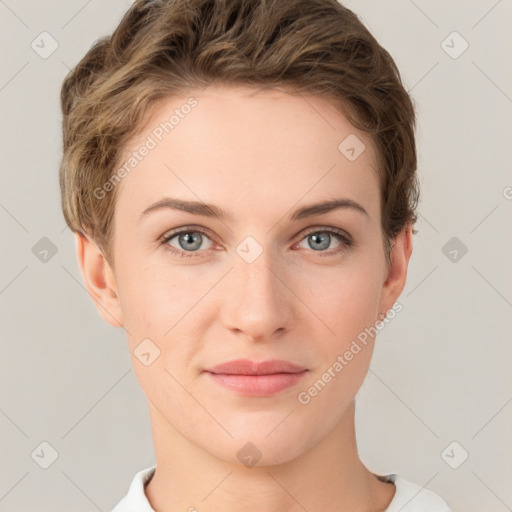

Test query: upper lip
[204,359,307,375]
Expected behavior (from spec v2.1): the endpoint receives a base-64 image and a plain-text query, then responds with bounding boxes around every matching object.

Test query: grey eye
[168,231,213,252]
[297,231,344,252]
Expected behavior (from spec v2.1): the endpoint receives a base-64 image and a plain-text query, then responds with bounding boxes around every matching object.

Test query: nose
[218,244,295,342]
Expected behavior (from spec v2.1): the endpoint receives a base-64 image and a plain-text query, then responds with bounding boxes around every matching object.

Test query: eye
[160,227,213,258]
[159,225,354,259]
[295,227,354,256]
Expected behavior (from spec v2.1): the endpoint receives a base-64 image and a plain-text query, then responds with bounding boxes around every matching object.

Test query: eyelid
[298,225,352,242]
[160,224,351,241]
[159,224,215,242]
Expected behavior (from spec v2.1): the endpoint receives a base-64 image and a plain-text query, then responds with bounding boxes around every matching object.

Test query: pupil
[181,232,201,250]
[310,232,329,250]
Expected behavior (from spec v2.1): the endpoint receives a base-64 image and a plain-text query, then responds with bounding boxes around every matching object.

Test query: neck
[144,400,395,512]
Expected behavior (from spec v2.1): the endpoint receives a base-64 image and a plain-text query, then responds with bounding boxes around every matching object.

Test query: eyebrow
[139,197,369,222]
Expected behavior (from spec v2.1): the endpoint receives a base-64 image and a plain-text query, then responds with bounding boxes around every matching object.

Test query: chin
[196,416,318,468]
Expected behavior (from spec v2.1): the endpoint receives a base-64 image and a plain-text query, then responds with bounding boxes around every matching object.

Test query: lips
[204,358,307,376]
[203,359,308,396]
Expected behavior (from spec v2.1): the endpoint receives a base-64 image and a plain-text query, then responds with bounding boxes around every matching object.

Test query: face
[80,84,411,466]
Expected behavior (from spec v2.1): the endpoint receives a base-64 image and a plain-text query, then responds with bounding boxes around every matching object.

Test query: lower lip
[206,371,308,396]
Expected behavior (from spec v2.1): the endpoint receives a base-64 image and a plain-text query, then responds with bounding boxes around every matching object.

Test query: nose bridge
[220,239,293,340]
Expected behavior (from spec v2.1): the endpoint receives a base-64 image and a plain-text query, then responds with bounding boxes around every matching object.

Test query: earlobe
[378,224,414,317]
[74,232,124,328]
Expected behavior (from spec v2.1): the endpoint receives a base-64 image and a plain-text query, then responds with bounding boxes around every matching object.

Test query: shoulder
[382,473,452,512]
[110,465,156,512]
[111,466,453,512]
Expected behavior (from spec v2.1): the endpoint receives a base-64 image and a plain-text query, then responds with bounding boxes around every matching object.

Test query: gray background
[1,0,511,510]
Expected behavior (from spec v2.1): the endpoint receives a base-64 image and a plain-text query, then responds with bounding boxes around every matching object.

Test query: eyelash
[159,225,354,259]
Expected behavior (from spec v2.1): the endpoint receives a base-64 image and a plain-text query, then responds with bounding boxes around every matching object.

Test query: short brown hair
[59,0,419,267]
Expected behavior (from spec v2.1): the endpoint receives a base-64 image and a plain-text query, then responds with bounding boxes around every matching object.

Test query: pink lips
[204,359,308,396]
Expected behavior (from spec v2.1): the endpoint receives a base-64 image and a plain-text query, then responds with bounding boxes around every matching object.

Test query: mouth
[203,359,309,396]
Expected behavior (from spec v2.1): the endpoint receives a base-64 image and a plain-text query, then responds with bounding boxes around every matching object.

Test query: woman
[59,0,452,510]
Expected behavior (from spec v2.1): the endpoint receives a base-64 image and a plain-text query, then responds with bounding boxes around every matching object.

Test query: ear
[74,232,124,328]
[377,223,413,317]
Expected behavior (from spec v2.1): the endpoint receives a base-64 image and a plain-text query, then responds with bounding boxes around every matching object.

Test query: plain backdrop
[1,1,511,511]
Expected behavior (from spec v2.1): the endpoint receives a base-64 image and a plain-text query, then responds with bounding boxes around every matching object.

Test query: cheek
[116,262,202,381]
[307,261,383,344]
[116,259,184,335]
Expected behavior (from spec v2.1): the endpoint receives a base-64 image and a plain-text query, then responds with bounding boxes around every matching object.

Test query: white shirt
[111,465,452,512]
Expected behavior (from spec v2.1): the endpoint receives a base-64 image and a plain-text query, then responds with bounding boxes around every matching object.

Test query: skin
[76,84,412,512]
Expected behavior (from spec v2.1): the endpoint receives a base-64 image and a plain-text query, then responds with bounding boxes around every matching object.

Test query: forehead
[114,84,380,223]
